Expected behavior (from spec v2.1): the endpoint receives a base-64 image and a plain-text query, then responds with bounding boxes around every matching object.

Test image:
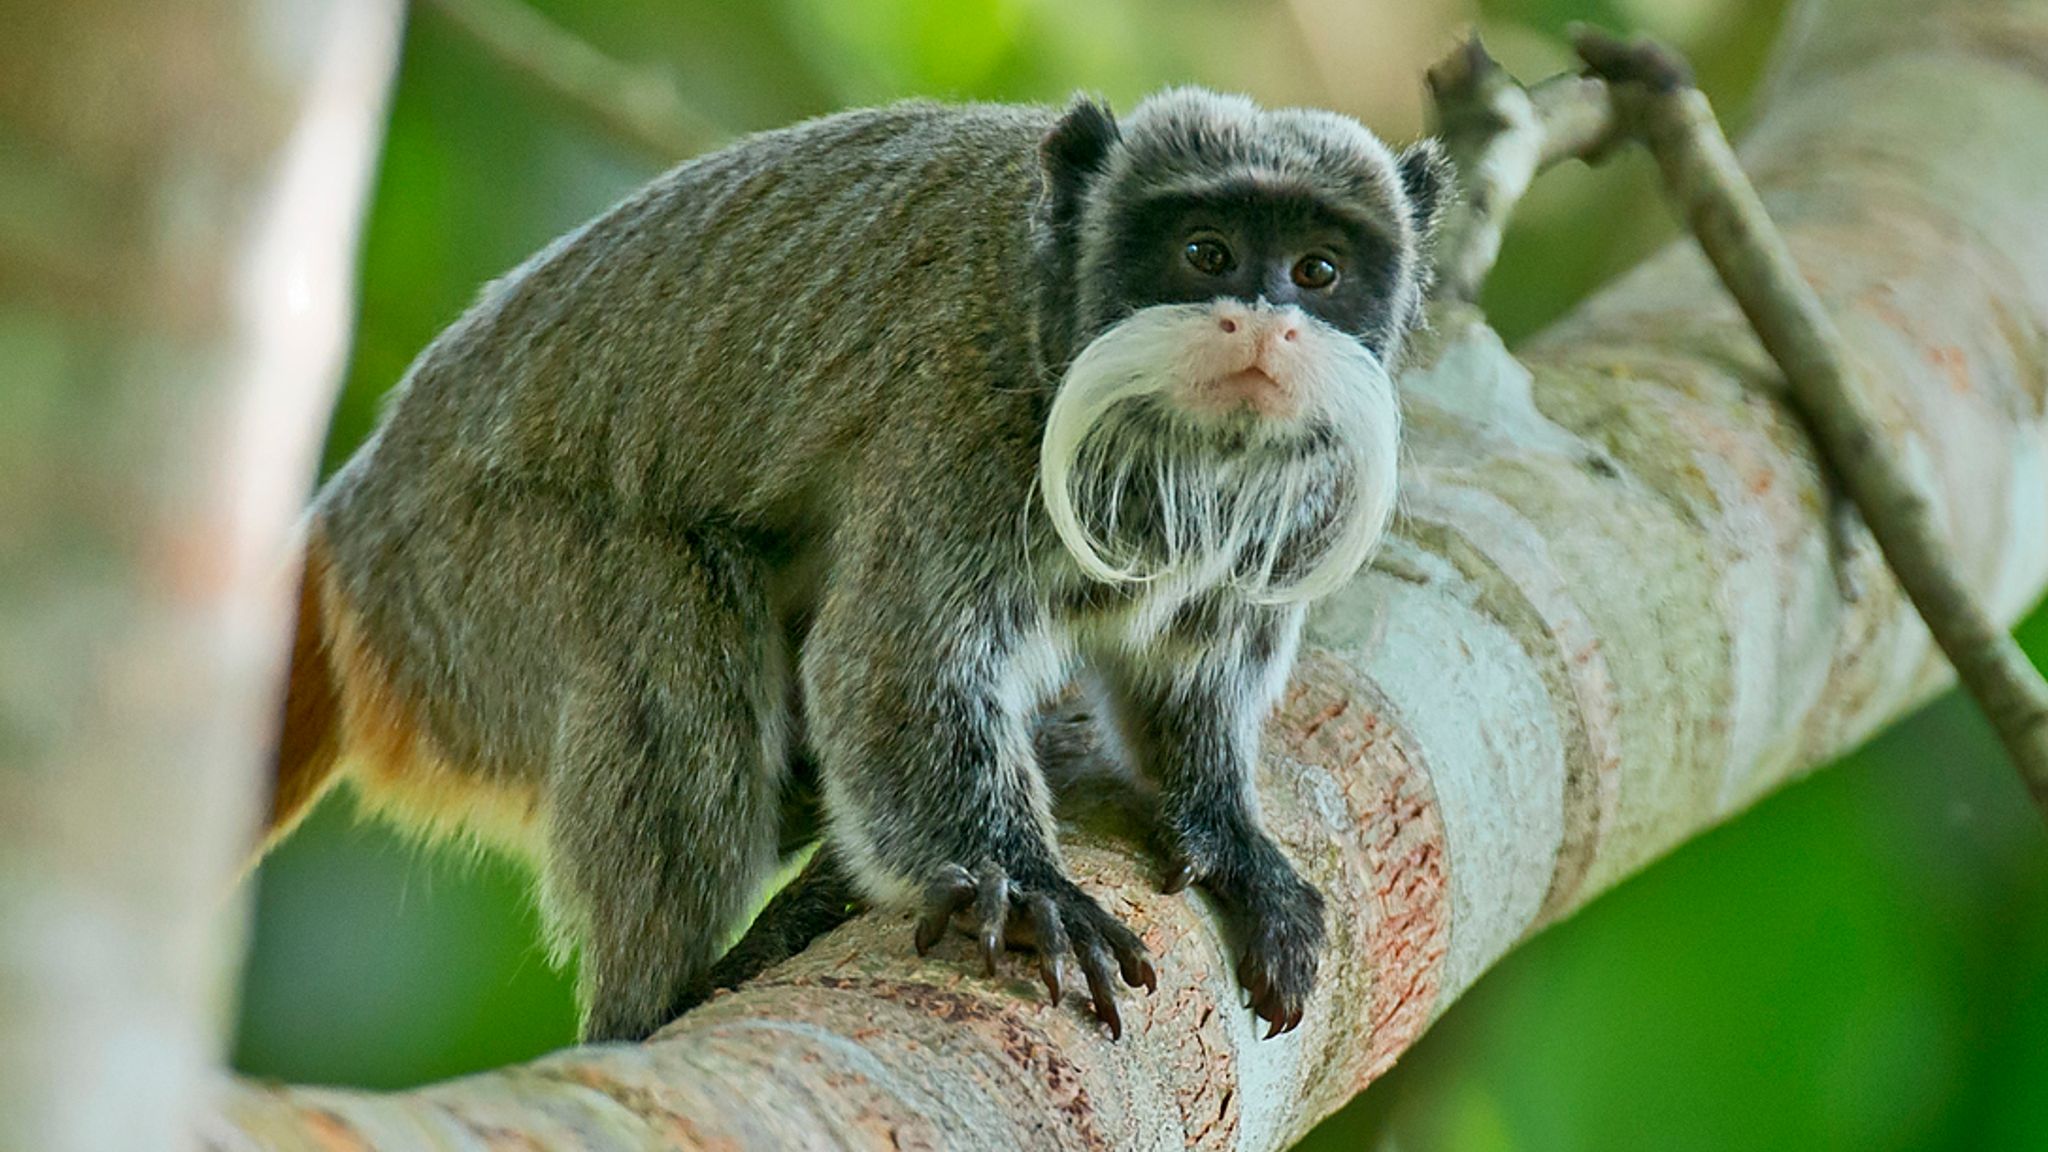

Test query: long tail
[263,528,345,850]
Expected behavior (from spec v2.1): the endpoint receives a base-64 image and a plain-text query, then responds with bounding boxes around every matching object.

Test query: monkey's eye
[1183,236,1235,277]
[1292,254,1340,291]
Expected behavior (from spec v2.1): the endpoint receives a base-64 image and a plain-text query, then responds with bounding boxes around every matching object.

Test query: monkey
[266,86,1449,1044]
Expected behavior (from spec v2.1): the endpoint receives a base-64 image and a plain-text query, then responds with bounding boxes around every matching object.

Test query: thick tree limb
[208,0,2048,1146]
[1575,27,2048,819]
[0,2,402,1151]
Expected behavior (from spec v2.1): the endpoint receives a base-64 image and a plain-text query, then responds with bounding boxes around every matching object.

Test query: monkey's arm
[678,697,1141,1012]
[1100,600,1326,1036]
[802,518,1157,1036]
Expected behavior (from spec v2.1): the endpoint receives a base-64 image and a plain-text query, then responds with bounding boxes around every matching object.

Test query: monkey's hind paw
[913,861,1156,1039]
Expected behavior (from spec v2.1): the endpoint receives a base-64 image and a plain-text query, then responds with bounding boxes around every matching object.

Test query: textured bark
[1579,29,2048,814]
[0,3,401,1151]
[209,0,2048,1147]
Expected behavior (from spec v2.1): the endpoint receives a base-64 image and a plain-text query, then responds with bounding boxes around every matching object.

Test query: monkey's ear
[1039,96,1121,226]
[1396,138,1455,240]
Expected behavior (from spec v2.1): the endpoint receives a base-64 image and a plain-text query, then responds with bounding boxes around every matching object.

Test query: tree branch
[1575,26,2048,820]
[1426,37,1618,301]
[206,0,2048,1146]
[420,0,723,164]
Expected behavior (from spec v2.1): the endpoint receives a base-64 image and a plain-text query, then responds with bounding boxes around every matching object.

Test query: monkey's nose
[1252,315,1302,358]
[1210,302,1301,354]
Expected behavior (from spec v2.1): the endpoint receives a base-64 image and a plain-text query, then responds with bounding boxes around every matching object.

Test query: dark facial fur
[1116,187,1402,340]
[284,88,1449,1044]
[1044,88,1449,365]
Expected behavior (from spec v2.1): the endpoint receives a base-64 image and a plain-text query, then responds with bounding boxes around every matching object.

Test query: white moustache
[1038,302,1400,604]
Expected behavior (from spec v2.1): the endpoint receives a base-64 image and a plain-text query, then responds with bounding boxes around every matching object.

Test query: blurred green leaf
[778,0,1029,101]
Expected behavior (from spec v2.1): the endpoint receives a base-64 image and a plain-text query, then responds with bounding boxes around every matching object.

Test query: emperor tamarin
[266,87,1449,1043]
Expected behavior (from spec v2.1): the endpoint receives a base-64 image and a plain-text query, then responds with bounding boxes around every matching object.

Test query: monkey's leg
[804,575,1156,1038]
[543,527,787,1044]
[1106,601,1326,1038]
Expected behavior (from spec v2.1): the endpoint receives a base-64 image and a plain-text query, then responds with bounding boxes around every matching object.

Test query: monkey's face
[1034,88,1448,604]
[1111,187,1412,369]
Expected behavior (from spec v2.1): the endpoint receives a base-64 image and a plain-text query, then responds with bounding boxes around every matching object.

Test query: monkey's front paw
[1163,844,1326,1038]
[1233,882,1324,1038]
[913,861,1157,1039]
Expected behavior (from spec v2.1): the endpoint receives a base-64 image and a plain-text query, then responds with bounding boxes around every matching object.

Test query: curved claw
[973,864,1009,977]
[1041,953,1067,1006]
[914,865,977,956]
[1023,894,1068,1004]
[1077,944,1123,1040]
[907,861,1156,1040]
[1122,951,1158,994]
[1210,867,1324,1039]
[1161,859,1199,895]
[1240,947,1310,1038]
[1089,914,1156,995]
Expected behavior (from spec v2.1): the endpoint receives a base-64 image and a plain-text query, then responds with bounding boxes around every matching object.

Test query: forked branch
[1425,36,1619,301]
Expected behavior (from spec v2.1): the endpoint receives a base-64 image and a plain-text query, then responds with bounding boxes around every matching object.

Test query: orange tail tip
[264,529,345,850]
[256,521,545,863]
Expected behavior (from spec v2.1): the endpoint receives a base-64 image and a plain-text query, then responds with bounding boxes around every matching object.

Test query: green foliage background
[234,1,2048,1147]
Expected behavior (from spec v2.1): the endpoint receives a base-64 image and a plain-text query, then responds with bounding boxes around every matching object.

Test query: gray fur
[313,91,1444,1041]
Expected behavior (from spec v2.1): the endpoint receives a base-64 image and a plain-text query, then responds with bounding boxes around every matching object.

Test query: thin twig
[1425,36,1618,301]
[421,0,723,164]
[1531,72,1621,169]
[1574,26,2048,821]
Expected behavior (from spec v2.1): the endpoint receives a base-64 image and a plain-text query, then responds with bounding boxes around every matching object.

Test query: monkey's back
[306,102,1065,824]
[343,101,1057,518]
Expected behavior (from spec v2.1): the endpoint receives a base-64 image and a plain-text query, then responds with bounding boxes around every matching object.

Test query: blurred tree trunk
[0,3,401,1150]
[206,0,2048,1147]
